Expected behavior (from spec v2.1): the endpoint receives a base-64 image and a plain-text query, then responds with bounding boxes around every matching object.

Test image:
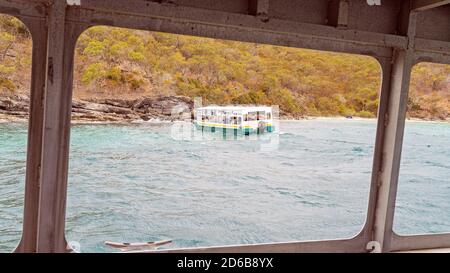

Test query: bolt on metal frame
[0,0,448,253]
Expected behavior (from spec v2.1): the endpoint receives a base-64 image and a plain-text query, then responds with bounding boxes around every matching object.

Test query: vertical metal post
[14,18,48,253]
[36,1,83,252]
[372,12,418,252]
[373,50,415,252]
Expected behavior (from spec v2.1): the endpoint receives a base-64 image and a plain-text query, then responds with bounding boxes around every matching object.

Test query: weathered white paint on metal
[366,241,382,253]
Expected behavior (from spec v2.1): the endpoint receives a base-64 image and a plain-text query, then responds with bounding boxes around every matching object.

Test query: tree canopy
[0,15,449,119]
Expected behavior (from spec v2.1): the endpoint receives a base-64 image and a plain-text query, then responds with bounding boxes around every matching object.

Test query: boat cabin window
[221,115,238,125]
[257,111,266,121]
[231,116,239,125]
[248,112,257,121]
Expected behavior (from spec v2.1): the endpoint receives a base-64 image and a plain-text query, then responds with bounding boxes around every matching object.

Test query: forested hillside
[0,15,449,119]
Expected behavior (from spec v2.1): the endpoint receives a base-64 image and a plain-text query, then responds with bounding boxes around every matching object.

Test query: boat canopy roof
[196,105,273,113]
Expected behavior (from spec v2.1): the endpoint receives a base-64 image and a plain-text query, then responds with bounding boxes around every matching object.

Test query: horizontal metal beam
[414,51,450,65]
[415,38,450,55]
[391,233,450,252]
[412,0,450,11]
[66,8,396,58]
[0,0,46,19]
[65,0,406,59]
[130,237,368,253]
[73,0,407,49]
[0,0,446,58]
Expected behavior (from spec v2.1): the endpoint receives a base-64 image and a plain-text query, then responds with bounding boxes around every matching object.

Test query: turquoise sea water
[0,120,449,252]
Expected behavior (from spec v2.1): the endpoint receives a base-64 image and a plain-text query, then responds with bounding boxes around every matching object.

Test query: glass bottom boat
[194,106,274,135]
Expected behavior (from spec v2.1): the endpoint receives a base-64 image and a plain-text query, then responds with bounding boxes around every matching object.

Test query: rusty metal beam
[412,0,450,11]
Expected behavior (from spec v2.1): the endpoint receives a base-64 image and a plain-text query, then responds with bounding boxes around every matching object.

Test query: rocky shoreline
[0,94,195,123]
[1,94,448,123]
[0,94,309,123]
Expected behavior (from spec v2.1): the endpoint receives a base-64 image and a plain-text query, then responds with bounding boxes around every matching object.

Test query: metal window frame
[0,0,447,253]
